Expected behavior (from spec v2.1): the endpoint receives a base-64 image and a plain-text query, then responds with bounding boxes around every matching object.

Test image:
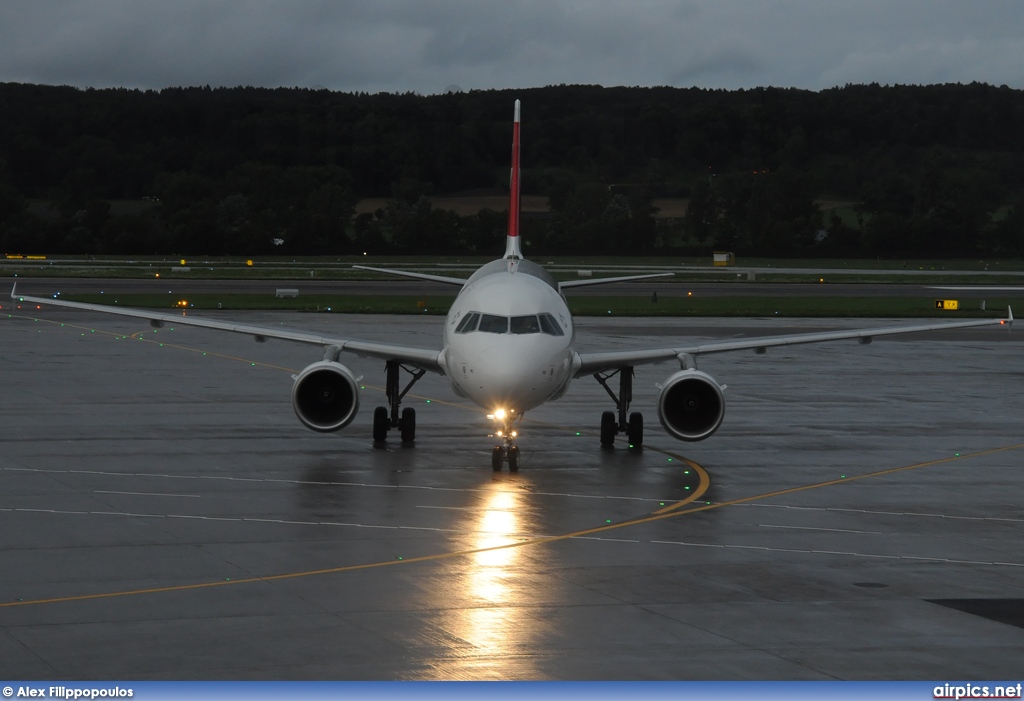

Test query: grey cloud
[1,0,1023,93]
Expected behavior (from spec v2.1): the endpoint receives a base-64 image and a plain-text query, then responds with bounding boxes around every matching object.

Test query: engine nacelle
[291,361,360,432]
[657,369,725,442]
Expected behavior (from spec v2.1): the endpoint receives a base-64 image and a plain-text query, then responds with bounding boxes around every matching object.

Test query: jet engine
[657,369,725,441]
[291,361,360,432]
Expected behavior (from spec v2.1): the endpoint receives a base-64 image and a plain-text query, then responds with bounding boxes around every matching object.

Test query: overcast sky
[2,1,1023,94]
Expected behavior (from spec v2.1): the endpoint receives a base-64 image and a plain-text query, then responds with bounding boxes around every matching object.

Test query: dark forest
[1,82,1023,257]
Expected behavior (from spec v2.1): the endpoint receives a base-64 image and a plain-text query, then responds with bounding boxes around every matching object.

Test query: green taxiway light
[667,458,672,462]
[841,475,846,479]
[396,556,403,560]
[605,519,612,523]
[576,432,581,436]
[426,400,431,403]
[684,470,689,475]
[955,453,961,457]
[659,502,665,506]
[684,486,690,490]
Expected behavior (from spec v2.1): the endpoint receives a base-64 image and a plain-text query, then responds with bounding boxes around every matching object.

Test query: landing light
[493,408,506,420]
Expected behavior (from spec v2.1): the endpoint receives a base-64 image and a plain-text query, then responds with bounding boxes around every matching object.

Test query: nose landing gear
[490,410,522,472]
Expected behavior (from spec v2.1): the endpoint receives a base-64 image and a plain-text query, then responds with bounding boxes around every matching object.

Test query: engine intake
[292,361,360,432]
[657,369,725,442]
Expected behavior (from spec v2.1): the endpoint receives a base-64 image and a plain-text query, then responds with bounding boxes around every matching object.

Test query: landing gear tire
[507,446,520,472]
[372,406,388,443]
[627,412,644,448]
[400,407,416,443]
[600,411,616,447]
[491,446,504,471]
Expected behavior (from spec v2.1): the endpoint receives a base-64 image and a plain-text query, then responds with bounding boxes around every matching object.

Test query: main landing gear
[594,366,643,449]
[490,410,522,472]
[373,360,425,444]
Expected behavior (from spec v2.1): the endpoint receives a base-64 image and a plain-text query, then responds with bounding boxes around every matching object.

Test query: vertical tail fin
[504,99,522,259]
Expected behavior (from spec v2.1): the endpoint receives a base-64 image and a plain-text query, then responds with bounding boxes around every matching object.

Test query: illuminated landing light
[494,408,506,420]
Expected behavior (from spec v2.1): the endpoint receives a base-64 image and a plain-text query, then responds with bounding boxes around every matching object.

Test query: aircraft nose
[471,343,550,409]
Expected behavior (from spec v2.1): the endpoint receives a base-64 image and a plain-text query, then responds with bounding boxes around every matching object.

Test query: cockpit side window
[539,313,565,336]
[510,315,540,334]
[455,312,480,333]
[477,313,509,334]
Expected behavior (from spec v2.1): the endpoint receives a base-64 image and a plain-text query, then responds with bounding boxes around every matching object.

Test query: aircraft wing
[573,310,1012,377]
[559,272,673,289]
[352,265,467,287]
[10,285,445,373]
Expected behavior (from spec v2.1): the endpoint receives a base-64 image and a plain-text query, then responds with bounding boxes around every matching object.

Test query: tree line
[1,81,1022,257]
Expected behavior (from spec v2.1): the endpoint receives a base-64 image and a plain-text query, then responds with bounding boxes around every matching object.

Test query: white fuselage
[439,257,576,415]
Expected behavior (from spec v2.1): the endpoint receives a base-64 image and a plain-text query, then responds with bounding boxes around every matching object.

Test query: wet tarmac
[1,310,1022,680]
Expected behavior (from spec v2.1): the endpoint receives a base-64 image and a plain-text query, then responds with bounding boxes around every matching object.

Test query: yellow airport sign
[935,300,959,310]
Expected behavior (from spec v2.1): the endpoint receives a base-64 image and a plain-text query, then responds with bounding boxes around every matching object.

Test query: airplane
[9,100,1014,472]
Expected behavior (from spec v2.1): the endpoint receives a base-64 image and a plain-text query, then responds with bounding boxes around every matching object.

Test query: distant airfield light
[687,291,692,296]
[155,273,160,278]
[819,278,824,283]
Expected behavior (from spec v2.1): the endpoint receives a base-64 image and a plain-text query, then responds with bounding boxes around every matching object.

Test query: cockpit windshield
[455,311,564,336]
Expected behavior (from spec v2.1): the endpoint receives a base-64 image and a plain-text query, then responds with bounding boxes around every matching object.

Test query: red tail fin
[504,99,522,259]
